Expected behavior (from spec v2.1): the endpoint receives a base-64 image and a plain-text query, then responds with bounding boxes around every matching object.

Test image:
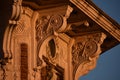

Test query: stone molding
[1,0,22,79]
[72,32,106,80]
[70,0,120,41]
[0,0,117,80]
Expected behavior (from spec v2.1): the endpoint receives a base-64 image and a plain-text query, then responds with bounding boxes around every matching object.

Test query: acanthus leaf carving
[32,5,74,69]
[72,32,106,80]
[35,14,69,66]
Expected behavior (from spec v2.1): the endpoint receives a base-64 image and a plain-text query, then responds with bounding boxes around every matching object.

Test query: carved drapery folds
[72,33,106,80]
[35,14,65,42]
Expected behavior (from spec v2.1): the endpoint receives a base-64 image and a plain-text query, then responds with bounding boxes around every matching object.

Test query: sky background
[79,0,120,80]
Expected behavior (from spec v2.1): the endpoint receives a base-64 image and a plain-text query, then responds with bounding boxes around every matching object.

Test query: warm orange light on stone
[0,0,120,80]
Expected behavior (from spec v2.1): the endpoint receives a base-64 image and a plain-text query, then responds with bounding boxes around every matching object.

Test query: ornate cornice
[70,0,120,42]
[1,0,119,80]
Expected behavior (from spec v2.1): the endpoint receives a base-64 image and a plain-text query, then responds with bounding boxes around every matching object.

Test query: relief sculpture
[72,33,106,80]
[1,0,119,80]
[35,16,50,66]
[41,55,64,80]
[35,14,66,66]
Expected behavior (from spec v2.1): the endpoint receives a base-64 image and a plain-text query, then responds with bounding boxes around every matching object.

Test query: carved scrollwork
[35,16,50,41]
[72,40,98,80]
[35,15,50,66]
[49,14,63,31]
[35,14,65,43]
[72,42,83,65]
[82,40,98,58]
[72,33,106,80]
[35,14,66,66]
[72,42,85,80]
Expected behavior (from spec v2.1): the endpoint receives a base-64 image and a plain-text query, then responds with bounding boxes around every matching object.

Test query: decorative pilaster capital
[72,32,106,80]
[35,5,73,66]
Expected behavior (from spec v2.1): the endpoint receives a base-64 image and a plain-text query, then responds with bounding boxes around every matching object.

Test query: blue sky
[79,0,120,80]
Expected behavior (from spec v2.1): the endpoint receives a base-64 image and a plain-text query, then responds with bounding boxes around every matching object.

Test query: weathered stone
[0,0,120,80]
